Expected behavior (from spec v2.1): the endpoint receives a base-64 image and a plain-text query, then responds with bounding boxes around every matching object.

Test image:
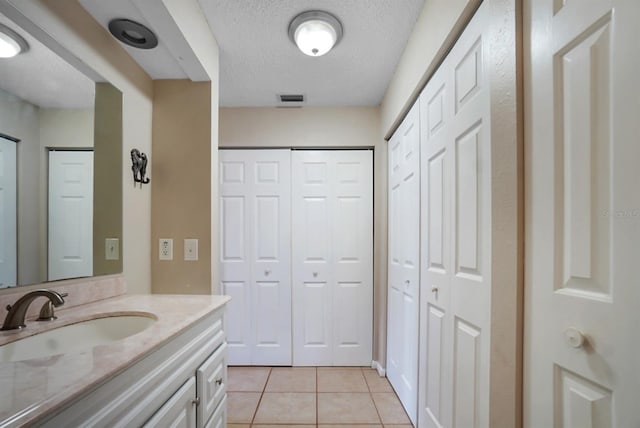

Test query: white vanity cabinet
[39,305,227,428]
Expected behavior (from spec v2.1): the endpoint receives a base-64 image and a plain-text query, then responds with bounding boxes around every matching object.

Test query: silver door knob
[265,269,271,276]
[405,280,410,285]
[564,327,586,348]
[431,287,438,293]
[313,272,318,277]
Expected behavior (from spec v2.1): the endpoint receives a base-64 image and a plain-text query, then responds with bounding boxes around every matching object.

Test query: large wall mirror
[0,11,122,289]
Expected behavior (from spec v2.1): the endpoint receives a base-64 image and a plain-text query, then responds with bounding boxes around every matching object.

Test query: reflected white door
[219,149,292,365]
[525,0,640,426]
[292,150,373,366]
[0,137,17,288]
[387,103,420,424]
[418,4,493,427]
[48,150,93,281]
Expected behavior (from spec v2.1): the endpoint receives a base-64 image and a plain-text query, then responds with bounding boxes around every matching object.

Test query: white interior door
[0,137,17,288]
[417,4,493,426]
[387,103,420,424]
[525,0,640,426]
[48,150,93,281]
[219,149,292,365]
[292,150,373,366]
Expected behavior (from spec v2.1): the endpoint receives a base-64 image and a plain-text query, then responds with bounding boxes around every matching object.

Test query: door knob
[313,272,318,278]
[564,327,586,348]
[405,280,410,286]
[431,287,438,293]
[265,269,271,276]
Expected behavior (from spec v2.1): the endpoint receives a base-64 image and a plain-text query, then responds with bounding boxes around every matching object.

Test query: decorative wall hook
[131,148,150,185]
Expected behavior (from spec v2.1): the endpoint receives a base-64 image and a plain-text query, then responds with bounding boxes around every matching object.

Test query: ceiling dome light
[288,11,343,57]
[0,23,29,58]
[108,19,158,49]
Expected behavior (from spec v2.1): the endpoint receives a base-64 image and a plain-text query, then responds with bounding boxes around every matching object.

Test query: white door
[525,0,640,426]
[48,150,93,281]
[418,4,494,426]
[0,137,17,288]
[292,150,373,366]
[219,149,292,365]
[387,103,420,424]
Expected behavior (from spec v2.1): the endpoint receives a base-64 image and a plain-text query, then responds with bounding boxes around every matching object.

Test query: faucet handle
[36,293,67,322]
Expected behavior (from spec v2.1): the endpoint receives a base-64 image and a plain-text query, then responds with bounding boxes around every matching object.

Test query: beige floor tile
[317,368,369,392]
[227,392,261,423]
[317,392,381,424]
[319,425,382,428]
[254,392,316,424]
[371,393,411,425]
[362,370,394,393]
[253,425,317,428]
[228,366,271,392]
[266,367,316,392]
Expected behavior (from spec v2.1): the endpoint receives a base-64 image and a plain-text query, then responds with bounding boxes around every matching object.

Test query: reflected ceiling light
[108,19,158,49]
[0,23,29,58]
[288,10,343,57]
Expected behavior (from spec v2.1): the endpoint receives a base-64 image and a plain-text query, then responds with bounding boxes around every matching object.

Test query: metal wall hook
[131,148,150,185]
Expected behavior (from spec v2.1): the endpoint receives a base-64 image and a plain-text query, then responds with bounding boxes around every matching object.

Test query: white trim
[371,360,386,377]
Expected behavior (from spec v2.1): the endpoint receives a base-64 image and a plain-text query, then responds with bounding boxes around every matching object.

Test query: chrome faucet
[1,289,66,331]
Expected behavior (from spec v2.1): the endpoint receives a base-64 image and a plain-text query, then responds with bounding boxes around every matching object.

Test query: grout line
[249,367,272,426]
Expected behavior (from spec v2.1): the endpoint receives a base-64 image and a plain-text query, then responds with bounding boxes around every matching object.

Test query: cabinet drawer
[196,342,227,426]
[143,376,196,428]
[203,395,226,428]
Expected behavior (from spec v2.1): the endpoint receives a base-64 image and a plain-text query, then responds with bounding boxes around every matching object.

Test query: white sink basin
[0,314,157,363]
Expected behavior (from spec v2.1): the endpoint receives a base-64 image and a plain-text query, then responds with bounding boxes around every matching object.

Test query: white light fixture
[0,23,29,58]
[288,10,343,57]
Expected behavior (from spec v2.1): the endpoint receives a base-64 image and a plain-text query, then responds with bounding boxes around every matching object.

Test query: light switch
[184,238,198,261]
[105,238,119,260]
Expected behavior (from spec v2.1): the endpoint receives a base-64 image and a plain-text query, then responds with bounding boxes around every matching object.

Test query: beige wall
[381,0,481,139]
[151,80,212,294]
[220,107,379,147]
[0,0,154,293]
[93,83,123,277]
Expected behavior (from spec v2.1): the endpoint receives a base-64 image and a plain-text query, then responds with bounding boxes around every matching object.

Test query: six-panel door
[292,150,373,366]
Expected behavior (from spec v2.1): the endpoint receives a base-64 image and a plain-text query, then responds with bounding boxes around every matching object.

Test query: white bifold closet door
[292,150,373,366]
[419,3,492,427]
[219,149,292,365]
[387,103,421,424]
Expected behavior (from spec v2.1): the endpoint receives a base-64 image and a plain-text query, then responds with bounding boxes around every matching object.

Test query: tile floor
[227,366,413,427]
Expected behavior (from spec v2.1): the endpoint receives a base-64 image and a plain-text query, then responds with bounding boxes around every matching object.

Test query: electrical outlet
[159,238,173,260]
[105,238,119,260]
[184,238,198,261]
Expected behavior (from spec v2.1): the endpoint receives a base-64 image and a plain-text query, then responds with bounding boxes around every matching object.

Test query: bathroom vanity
[0,284,230,427]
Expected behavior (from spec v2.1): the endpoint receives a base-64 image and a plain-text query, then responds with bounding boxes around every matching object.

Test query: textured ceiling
[199,0,425,107]
[80,0,424,107]
[0,12,95,109]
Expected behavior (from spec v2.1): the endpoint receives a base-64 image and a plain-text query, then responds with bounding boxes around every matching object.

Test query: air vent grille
[277,94,305,107]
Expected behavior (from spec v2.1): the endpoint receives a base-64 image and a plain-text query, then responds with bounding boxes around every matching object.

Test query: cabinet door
[196,343,227,426]
[203,396,227,428]
[292,150,373,366]
[143,377,196,428]
[219,149,292,365]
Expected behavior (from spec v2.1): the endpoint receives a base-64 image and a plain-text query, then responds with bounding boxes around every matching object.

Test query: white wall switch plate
[105,238,119,260]
[159,238,173,260]
[184,238,198,261]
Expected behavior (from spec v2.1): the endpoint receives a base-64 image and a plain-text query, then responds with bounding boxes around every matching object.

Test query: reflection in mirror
[0,12,122,289]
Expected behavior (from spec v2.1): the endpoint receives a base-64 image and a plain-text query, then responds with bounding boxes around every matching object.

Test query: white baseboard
[371,360,386,377]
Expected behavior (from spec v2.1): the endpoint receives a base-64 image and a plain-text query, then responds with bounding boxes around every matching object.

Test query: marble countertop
[0,294,230,427]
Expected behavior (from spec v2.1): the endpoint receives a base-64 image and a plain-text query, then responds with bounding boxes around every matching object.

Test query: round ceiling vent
[108,19,158,49]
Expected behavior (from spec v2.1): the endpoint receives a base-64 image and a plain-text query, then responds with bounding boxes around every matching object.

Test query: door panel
[220,149,291,366]
[293,150,373,366]
[418,4,491,427]
[0,138,16,288]
[48,150,93,282]
[525,0,640,426]
[387,103,420,424]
